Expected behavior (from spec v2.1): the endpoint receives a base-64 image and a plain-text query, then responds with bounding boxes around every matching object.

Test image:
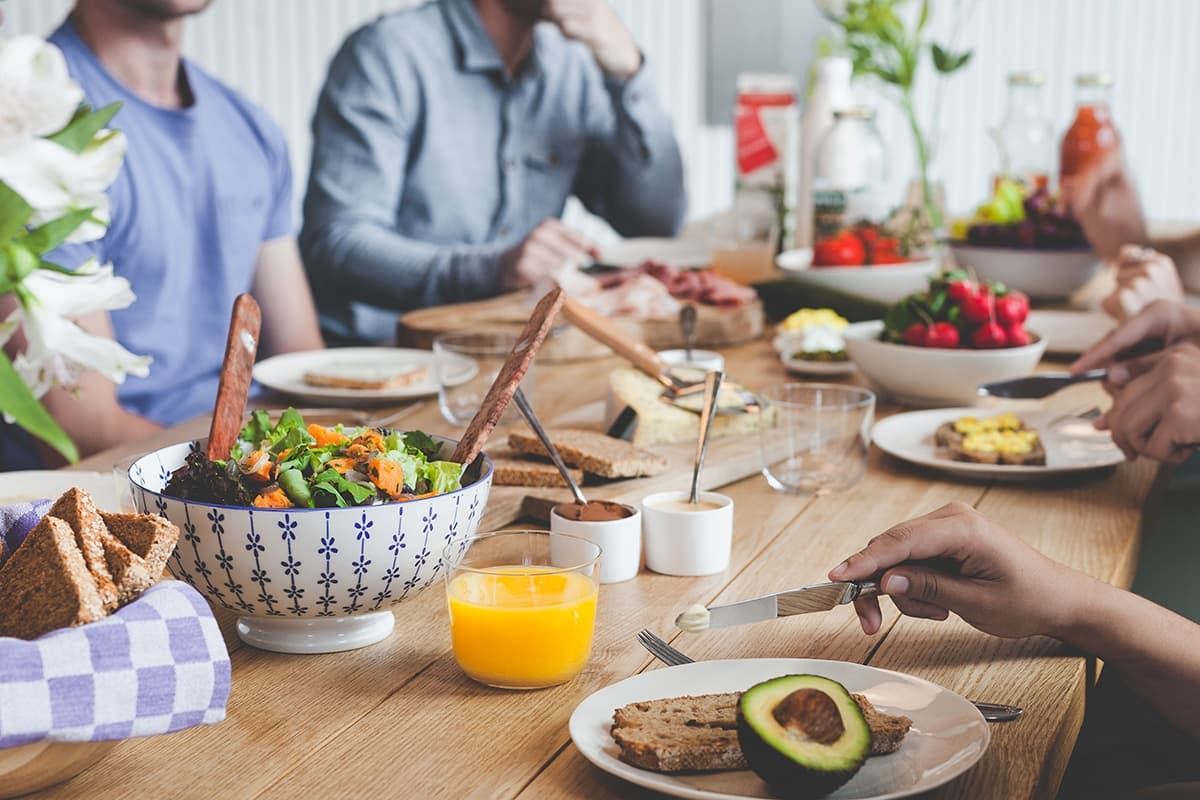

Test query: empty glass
[433,331,534,427]
[759,383,875,495]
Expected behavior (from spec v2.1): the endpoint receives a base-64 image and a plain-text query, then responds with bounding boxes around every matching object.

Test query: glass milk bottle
[811,107,887,253]
[992,71,1055,192]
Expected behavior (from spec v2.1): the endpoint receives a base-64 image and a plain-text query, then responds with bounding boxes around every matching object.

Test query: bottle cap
[1007,71,1045,86]
[832,106,875,121]
[1076,72,1114,88]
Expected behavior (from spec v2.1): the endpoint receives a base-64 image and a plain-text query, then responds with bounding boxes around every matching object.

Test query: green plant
[820,0,975,232]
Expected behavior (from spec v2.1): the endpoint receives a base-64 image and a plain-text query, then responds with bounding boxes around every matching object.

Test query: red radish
[995,292,1030,326]
[1006,323,1032,347]
[972,321,1008,349]
[924,322,960,349]
[961,290,995,323]
[947,280,977,303]
[901,322,929,346]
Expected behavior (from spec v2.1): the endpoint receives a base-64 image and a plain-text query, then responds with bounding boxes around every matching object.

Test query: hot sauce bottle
[1060,73,1119,179]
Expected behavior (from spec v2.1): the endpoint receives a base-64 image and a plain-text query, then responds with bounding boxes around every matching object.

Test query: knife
[977,369,1107,399]
[679,581,880,631]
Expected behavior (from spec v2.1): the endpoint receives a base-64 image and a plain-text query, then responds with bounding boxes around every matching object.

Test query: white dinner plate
[0,471,120,507]
[1025,310,1114,357]
[252,348,476,407]
[780,353,858,377]
[570,658,989,800]
[872,407,1124,480]
[600,237,712,270]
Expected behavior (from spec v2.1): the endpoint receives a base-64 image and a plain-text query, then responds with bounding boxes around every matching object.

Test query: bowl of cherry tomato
[842,271,1047,406]
[777,223,937,305]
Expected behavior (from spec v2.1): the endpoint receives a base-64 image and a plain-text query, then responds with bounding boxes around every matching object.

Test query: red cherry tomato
[813,232,866,268]
[961,290,995,323]
[1006,322,1032,347]
[924,322,960,349]
[947,280,977,303]
[971,321,1008,349]
[901,322,929,346]
[995,292,1030,327]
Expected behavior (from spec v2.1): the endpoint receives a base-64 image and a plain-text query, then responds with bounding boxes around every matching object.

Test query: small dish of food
[774,308,856,378]
[641,491,733,576]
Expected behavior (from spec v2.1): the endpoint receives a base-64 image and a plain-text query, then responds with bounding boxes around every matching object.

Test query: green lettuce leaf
[423,461,464,495]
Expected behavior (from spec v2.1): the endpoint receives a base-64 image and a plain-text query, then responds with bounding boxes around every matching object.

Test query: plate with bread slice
[252,347,476,406]
[569,658,988,800]
[871,407,1124,480]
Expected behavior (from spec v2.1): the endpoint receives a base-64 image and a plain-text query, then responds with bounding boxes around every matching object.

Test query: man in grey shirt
[300,0,687,345]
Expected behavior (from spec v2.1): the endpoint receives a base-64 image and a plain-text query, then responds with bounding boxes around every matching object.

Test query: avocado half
[736,674,871,798]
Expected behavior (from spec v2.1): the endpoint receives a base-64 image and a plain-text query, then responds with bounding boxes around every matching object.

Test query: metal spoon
[680,304,698,363]
[689,371,723,505]
[512,388,588,506]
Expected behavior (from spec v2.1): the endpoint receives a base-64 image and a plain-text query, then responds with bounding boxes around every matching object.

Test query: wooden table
[49,338,1157,800]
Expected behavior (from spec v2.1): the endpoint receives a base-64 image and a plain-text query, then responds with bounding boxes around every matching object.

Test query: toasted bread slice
[490,452,584,489]
[50,488,119,612]
[0,516,106,640]
[851,693,913,755]
[934,421,964,449]
[100,512,180,578]
[303,364,428,390]
[508,428,668,479]
[610,691,912,773]
[98,528,156,605]
[611,693,747,773]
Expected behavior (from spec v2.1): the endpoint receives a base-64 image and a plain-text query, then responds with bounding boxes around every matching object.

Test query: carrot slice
[325,457,358,475]
[253,486,293,508]
[308,424,349,448]
[242,450,274,484]
[366,457,405,499]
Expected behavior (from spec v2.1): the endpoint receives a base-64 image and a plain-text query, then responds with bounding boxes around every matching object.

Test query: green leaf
[0,351,79,463]
[239,408,274,446]
[0,181,34,243]
[931,44,972,73]
[47,102,121,153]
[4,244,40,285]
[916,0,930,34]
[22,208,95,254]
[401,430,441,458]
[423,461,464,495]
[929,289,947,315]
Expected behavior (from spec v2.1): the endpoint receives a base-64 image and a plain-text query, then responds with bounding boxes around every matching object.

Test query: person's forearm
[1151,229,1200,293]
[1057,576,1200,735]
[305,221,505,311]
[41,379,162,463]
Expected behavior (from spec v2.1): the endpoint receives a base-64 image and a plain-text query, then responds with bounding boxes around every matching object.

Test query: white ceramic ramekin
[641,491,733,576]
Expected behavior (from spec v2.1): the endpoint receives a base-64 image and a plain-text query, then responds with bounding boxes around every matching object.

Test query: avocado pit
[772,688,845,745]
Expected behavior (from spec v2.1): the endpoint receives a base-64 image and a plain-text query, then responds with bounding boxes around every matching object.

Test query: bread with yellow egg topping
[936,414,1045,466]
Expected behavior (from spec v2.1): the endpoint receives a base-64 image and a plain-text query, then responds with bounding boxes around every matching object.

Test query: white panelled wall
[5,0,1199,244]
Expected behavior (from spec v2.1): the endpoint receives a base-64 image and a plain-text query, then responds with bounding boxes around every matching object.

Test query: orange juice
[447,566,598,689]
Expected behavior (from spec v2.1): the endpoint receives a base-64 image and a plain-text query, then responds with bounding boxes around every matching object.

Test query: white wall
[5,0,1199,242]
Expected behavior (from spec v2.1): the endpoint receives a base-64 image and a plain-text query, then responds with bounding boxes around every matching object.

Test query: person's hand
[499,218,596,291]
[827,502,1085,639]
[1093,341,1200,463]
[1060,148,1149,260]
[1101,245,1184,321]
[542,0,642,79]
[1072,299,1200,382]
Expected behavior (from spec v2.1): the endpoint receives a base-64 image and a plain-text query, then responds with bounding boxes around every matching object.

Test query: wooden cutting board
[397,291,764,362]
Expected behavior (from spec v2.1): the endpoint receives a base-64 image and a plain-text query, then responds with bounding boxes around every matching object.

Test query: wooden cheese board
[397,291,764,362]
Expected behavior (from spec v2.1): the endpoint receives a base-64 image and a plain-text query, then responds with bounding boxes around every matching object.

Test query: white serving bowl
[776,250,937,305]
[843,320,1047,407]
[947,243,1101,300]
[128,438,493,654]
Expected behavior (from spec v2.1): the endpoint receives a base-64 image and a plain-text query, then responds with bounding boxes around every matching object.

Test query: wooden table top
[51,336,1158,800]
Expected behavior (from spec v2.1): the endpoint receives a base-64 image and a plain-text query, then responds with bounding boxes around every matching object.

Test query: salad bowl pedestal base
[236,611,396,654]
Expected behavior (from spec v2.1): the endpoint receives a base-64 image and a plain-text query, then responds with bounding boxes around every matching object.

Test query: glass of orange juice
[444,531,601,690]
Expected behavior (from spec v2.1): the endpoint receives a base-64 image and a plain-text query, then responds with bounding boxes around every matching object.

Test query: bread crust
[51,488,119,611]
[100,512,180,578]
[0,516,106,640]
[508,428,668,479]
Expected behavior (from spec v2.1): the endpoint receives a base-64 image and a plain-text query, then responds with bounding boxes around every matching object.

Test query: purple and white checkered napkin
[0,499,52,562]
[0,502,232,749]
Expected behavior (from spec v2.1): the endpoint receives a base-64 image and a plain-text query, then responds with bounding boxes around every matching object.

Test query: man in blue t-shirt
[1,0,323,467]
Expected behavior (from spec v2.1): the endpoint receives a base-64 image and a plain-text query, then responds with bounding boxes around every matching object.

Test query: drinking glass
[433,331,535,427]
[759,383,875,495]
[443,531,600,690]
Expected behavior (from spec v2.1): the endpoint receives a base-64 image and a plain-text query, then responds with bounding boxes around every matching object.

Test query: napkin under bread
[0,501,231,749]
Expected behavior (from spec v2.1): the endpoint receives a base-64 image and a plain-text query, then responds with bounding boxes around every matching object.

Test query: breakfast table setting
[0,242,1170,800]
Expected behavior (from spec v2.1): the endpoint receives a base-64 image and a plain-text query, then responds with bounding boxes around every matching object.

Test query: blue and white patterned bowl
[127,439,493,654]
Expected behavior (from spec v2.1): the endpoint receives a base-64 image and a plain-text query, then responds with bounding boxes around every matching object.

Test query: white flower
[0,36,84,148]
[1,260,151,398]
[0,129,126,242]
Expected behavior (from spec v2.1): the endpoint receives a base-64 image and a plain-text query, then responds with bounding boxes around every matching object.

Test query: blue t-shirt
[46,20,293,426]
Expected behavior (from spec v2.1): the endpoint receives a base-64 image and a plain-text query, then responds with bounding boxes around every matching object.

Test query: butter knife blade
[691,581,879,630]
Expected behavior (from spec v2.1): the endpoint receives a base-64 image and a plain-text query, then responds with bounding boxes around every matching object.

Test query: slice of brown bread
[97,528,156,605]
[50,488,119,612]
[100,512,180,578]
[490,452,584,488]
[611,693,747,773]
[934,421,964,449]
[610,691,912,773]
[851,693,913,755]
[0,516,106,640]
[303,365,428,390]
[508,428,668,479]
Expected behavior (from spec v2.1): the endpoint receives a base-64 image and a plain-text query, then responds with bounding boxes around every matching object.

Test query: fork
[636,629,1024,723]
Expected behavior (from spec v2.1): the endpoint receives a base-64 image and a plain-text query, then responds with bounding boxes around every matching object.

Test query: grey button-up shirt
[299,0,687,345]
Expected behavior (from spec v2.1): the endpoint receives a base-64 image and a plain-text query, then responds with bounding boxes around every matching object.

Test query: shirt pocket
[523,135,585,191]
